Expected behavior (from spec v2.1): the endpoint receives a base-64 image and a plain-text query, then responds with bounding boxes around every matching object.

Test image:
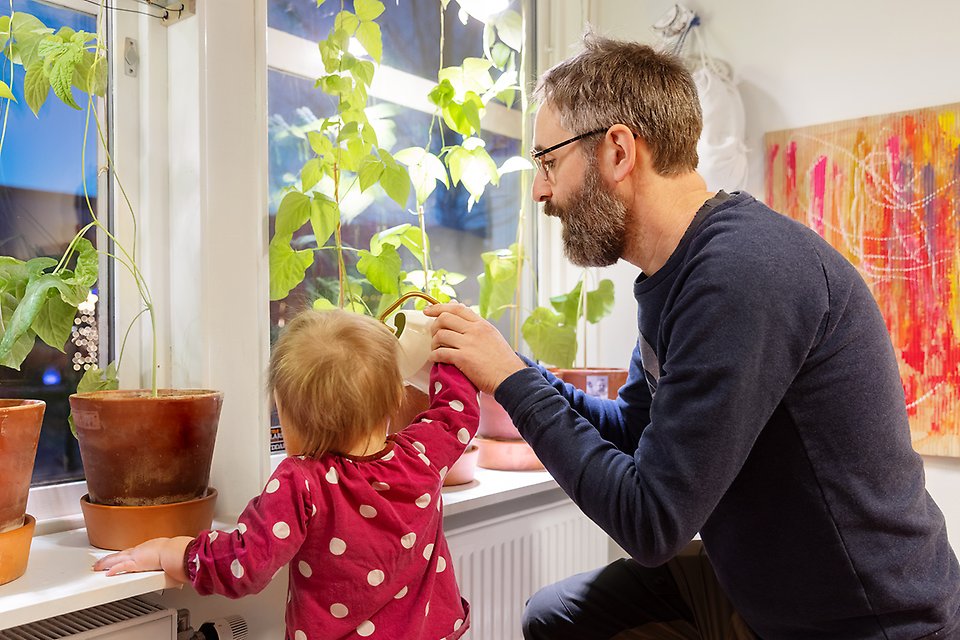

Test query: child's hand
[93,536,192,582]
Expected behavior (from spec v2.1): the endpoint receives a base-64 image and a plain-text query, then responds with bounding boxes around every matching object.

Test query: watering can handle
[378,291,441,324]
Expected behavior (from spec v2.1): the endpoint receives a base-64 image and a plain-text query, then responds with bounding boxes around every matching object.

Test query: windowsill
[0,467,560,631]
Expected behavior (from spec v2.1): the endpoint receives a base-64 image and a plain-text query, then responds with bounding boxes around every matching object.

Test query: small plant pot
[443,443,480,486]
[0,514,36,585]
[81,488,218,551]
[478,392,522,440]
[70,389,222,506]
[0,400,45,533]
[476,436,544,471]
[552,368,628,400]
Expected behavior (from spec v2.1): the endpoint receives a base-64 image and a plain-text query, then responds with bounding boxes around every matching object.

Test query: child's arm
[401,363,480,468]
[93,536,193,582]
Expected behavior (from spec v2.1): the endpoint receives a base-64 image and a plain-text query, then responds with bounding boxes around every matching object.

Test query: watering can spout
[379,292,440,394]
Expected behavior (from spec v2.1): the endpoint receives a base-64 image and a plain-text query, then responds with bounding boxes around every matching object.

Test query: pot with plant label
[0,400,44,585]
[69,389,222,550]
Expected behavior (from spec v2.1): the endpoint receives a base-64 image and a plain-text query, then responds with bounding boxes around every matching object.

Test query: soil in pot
[0,400,45,533]
[69,389,222,506]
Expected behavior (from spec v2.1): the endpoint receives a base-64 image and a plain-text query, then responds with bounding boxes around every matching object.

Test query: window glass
[0,1,102,485]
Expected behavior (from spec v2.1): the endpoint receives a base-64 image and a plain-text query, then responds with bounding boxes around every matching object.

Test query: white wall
[580,0,960,546]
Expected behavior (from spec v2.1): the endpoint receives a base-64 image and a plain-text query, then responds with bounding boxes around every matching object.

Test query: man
[425,34,960,640]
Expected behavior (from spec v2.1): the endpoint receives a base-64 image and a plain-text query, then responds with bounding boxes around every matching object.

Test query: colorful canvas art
[765,103,960,457]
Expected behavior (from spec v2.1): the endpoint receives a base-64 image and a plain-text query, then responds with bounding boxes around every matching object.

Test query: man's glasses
[530,128,607,181]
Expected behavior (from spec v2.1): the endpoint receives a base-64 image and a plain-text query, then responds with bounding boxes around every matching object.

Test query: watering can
[379,291,440,394]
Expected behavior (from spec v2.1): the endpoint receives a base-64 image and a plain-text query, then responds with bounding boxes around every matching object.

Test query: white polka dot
[436,556,446,573]
[371,481,390,491]
[434,381,442,394]
[208,531,219,542]
[413,441,426,453]
[415,493,431,508]
[449,399,464,412]
[304,479,310,492]
[367,569,385,586]
[273,521,291,539]
[298,561,312,578]
[418,453,431,466]
[325,467,339,484]
[439,466,448,478]
[420,418,433,423]
[330,603,348,619]
[231,559,244,579]
[192,554,200,571]
[265,478,280,493]
[329,537,346,555]
[401,532,416,549]
[311,504,317,517]
[295,631,306,640]
[357,621,375,637]
[394,586,408,599]
[382,449,395,461]
[237,522,247,534]
[425,601,430,616]
[456,428,470,444]
[454,619,463,631]
[288,591,292,603]
[360,504,377,518]
[423,543,434,560]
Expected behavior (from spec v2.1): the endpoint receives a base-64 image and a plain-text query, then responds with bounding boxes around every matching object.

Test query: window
[0,0,105,487]
[266,1,530,450]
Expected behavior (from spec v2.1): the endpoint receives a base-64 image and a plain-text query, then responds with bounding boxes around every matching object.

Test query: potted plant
[268,0,527,485]
[0,6,220,552]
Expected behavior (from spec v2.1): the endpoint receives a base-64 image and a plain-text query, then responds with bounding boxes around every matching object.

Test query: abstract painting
[765,103,960,457]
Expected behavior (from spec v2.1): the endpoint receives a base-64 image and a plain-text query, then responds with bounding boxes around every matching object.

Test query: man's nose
[531,170,551,203]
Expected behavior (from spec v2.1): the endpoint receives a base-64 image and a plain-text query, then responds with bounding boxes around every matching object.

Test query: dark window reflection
[0,1,101,485]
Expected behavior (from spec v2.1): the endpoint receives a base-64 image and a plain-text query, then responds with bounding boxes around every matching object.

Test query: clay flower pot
[0,400,44,585]
[69,389,222,506]
[552,368,628,400]
[443,442,480,486]
[478,392,522,440]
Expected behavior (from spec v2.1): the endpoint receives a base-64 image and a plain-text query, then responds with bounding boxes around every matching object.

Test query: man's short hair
[268,308,404,457]
[534,33,702,175]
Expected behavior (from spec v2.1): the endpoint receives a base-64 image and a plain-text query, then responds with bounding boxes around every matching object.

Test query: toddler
[95,308,480,640]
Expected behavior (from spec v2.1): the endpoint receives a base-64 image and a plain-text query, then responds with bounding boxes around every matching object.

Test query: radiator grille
[447,500,608,640]
[0,597,174,640]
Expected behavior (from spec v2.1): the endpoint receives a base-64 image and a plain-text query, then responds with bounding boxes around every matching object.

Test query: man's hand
[93,536,192,582]
[424,303,525,394]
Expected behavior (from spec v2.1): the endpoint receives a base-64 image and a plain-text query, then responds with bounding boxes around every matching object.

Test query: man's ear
[602,124,638,183]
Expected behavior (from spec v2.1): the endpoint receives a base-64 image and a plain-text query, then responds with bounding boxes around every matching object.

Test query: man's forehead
[532,104,568,150]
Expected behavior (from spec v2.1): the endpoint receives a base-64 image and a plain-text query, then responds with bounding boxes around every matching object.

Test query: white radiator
[446,499,609,640]
[0,597,177,640]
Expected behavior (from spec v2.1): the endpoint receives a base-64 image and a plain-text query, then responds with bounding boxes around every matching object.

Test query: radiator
[0,597,177,640]
[446,499,609,640]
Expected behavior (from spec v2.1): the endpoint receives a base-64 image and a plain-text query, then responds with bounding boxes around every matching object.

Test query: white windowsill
[0,467,559,631]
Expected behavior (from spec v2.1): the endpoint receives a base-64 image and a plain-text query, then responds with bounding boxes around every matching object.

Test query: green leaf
[0,294,36,370]
[275,190,312,236]
[586,279,616,324]
[10,13,52,68]
[378,149,410,208]
[446,144,498,201]
[312,297,337,311]
[33,294,76,351]
[0,80,14,102]
[301,158,323,192]
[550,280,582,327]
[394,147,448,205]
[88,54,107,97]
[372,224,429,262]
[355,20,382,63]
[358,155,385,192]
[354,0,385,22]
[310,194,339,247]
[522,306,578,369]
[50,41,83,110]
[490,41,512,70]
[23,60,48,116]
[357,244,402,294]
[495,10,523,52]
[0,272,87,362]
[334,11,359,36]
[478,244,521,320]
[351,59,376,88]
[76,362,119,394]
[70,237,98,290]
[427,79,455,109]
[269,236,314,301]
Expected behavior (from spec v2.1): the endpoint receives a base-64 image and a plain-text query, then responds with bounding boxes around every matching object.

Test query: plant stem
[0,0,14,158]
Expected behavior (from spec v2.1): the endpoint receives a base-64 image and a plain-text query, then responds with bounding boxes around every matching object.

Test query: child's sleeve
[402,362,480,470]
[184,458,313,598]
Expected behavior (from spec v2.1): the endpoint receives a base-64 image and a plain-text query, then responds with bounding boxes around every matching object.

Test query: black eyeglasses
[530,128,607,181]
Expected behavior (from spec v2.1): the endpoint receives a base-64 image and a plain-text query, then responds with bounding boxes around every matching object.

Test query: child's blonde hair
[268,308,404,457]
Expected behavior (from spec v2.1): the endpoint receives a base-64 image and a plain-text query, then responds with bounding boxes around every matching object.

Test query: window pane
[0,1,102,485]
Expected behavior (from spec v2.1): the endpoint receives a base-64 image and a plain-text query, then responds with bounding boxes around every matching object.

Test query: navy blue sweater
[497,192,960,639]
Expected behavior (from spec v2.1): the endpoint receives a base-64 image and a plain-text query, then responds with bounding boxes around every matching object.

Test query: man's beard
[544,162,628,267]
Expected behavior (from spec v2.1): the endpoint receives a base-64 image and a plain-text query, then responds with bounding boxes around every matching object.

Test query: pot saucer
[0,514,36,585]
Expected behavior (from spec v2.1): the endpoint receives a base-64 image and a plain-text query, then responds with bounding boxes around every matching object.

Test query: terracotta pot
[0,400,45,533]
[389,385,430,434]
[80,488,218,551]
[0,514,36,585]
[476,436,544,471]
[70,389,222,506]
[478,392,522,440]
[552,368,628,400]
[443,443,480,486]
